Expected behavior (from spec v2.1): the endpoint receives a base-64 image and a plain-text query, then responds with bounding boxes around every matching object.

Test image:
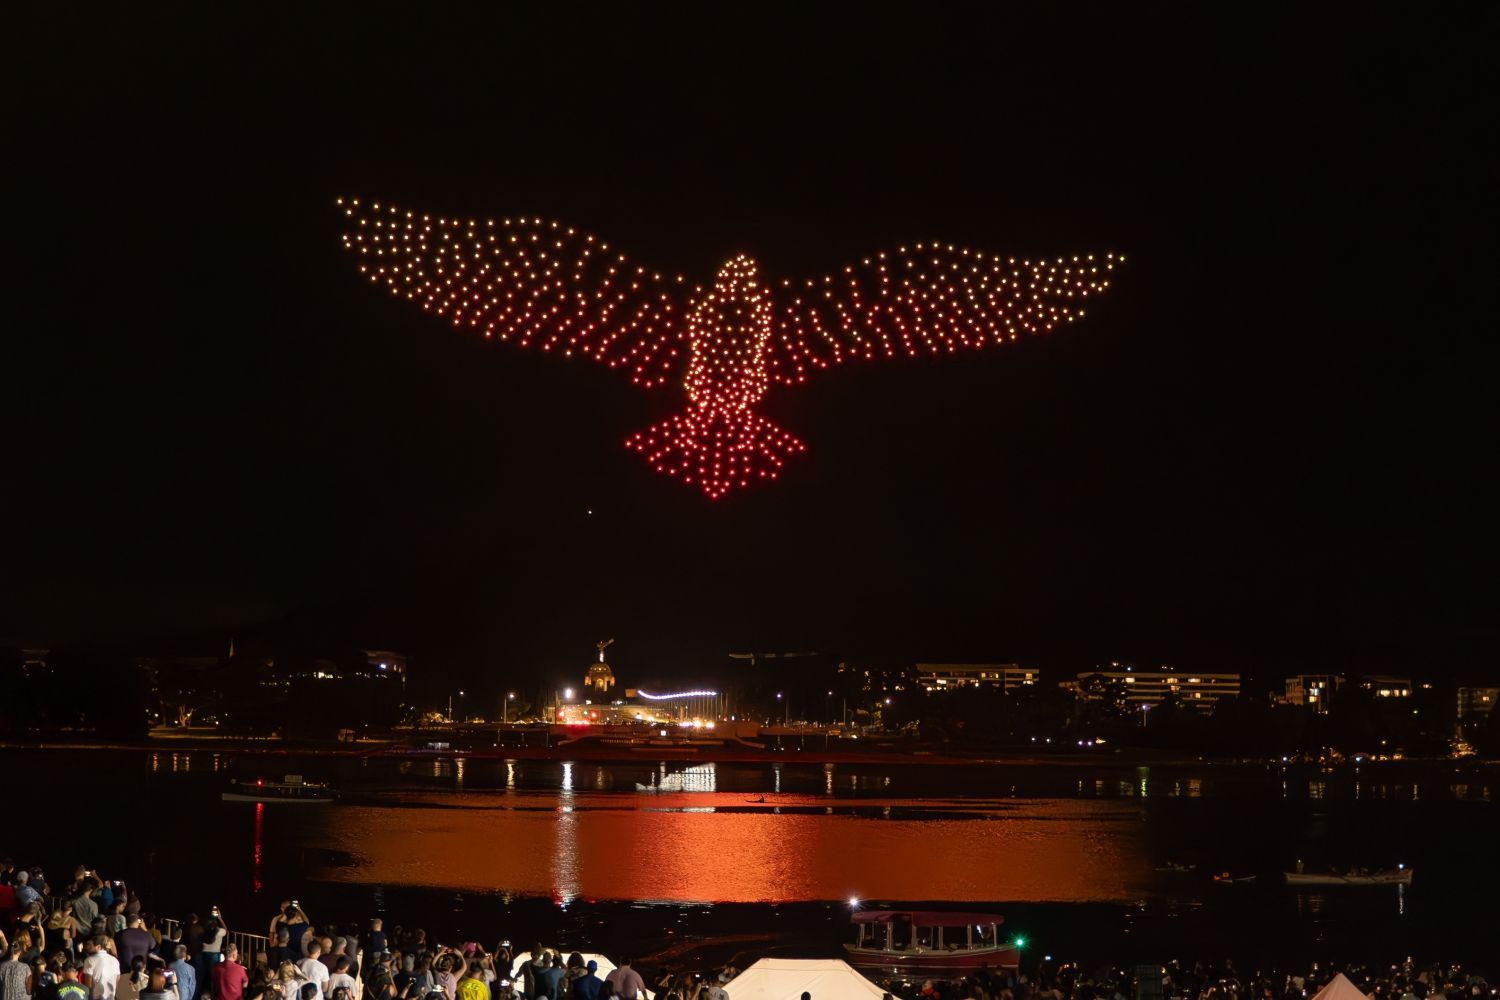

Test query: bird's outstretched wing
[338,197,689,388]
[766,244,1121,385]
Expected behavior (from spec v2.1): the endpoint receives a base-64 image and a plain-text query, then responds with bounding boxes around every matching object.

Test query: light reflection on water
[307,788,1146,904]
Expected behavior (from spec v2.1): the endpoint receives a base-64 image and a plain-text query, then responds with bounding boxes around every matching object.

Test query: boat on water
[845,910,1019,973]
[1284,867,1411,887]
[222,775,338,804]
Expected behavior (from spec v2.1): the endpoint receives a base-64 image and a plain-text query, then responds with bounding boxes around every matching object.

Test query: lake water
[3,750,1495,968]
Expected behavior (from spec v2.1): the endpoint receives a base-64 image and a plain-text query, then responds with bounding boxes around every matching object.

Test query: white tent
[725,959,888,1000]
[1310,975,1372,1000]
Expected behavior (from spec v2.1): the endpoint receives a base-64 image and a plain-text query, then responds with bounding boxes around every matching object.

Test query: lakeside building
[1457,686,1498,720]
[359,649,408,683]
[837,661,911,697]
[914,663,1039,693]
[1360,675,1414,698]
[1280,674,1345,714]
[1068,664,1241,713]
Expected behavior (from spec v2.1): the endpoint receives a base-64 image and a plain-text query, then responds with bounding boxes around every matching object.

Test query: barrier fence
[41,905,276,970]
[157,919,273,964]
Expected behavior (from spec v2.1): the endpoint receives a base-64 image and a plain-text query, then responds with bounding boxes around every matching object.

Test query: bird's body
[628,255,804,498]
[337,197,1120,498]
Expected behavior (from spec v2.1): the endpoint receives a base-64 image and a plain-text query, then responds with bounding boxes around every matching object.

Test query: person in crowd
[572,962,602,1000]
[58,963,90,1000]
[297,942,330,1000]
[435,951,465,1000]
[13,874,40,915]
[138,969,175,1000]
[273,960,307,1000]
[266,930,296,971]
[71,888,101,935]
[367,952,398,1000]
[327,957,357,999]
[268,905,293,943]
[401,954,432,997]
[82,937,121,1000]
[104,903,128,940]
[0,941,31,1000]
[534,956,564,1000]
[116,955,149,1000]
[168,947,194,1000]
[560,955,585,1000]
[702,973,729,1000]
[458,959,490,1000]
[34,954,64,1000]
[281,908,311,959]
[191,914,223,1000]
[213,943,250,1000]
[115,917,155,973]
[520,950,548,1000]
[604,961,645,1000]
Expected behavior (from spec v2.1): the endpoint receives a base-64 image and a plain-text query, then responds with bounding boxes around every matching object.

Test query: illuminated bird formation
[337,198,1121,498]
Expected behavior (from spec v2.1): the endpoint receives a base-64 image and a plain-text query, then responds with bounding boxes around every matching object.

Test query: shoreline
[2,736,1494,769]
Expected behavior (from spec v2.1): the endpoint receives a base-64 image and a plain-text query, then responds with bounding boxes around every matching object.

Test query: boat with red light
[222,775,338,803]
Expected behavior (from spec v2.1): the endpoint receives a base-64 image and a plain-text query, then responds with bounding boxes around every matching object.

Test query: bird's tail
[625,406,806,499]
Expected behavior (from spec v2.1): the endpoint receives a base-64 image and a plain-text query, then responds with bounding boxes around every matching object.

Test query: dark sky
[7,5,1497,689]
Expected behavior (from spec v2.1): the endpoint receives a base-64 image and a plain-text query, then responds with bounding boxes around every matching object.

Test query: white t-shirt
[299,960,331,1000]
[85,952,122,1000]
[202,928,228,954]
[328,973,357,998]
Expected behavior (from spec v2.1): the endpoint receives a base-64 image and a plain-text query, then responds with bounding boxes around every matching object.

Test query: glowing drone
[338,198,1120,498]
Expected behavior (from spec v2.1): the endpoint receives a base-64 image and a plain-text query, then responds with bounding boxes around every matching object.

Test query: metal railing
[158,919,272,965]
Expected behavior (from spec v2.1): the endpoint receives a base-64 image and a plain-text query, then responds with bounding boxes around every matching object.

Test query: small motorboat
[222,775,338,804]
[1212,872,1256,884]
[1284,867,1411,887]
[845,909,1018,973]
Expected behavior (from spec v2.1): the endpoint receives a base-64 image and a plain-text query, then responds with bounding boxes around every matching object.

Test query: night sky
[8,6,1496,690]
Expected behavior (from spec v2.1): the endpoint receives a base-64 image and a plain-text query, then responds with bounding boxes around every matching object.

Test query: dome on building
[585,660,615,692]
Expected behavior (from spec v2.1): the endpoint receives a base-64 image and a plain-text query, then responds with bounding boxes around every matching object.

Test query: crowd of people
[0,858,1489,1000]
[896,958,1492,1000]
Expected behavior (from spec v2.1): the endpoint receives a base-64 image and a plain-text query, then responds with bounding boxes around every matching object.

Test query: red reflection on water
[309,792,1146,904]
[252,802,264,892]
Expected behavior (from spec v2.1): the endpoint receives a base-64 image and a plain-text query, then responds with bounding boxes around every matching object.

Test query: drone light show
[338,198,1120,498]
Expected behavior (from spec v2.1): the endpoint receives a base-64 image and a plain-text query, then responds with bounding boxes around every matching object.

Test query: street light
[504,692,516,724]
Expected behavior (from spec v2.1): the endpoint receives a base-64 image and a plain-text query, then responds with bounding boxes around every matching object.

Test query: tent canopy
[1310,975,1371,1000]
[726,959,887,1000]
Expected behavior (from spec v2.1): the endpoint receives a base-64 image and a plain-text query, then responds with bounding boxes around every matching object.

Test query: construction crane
[596,638,615,662]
